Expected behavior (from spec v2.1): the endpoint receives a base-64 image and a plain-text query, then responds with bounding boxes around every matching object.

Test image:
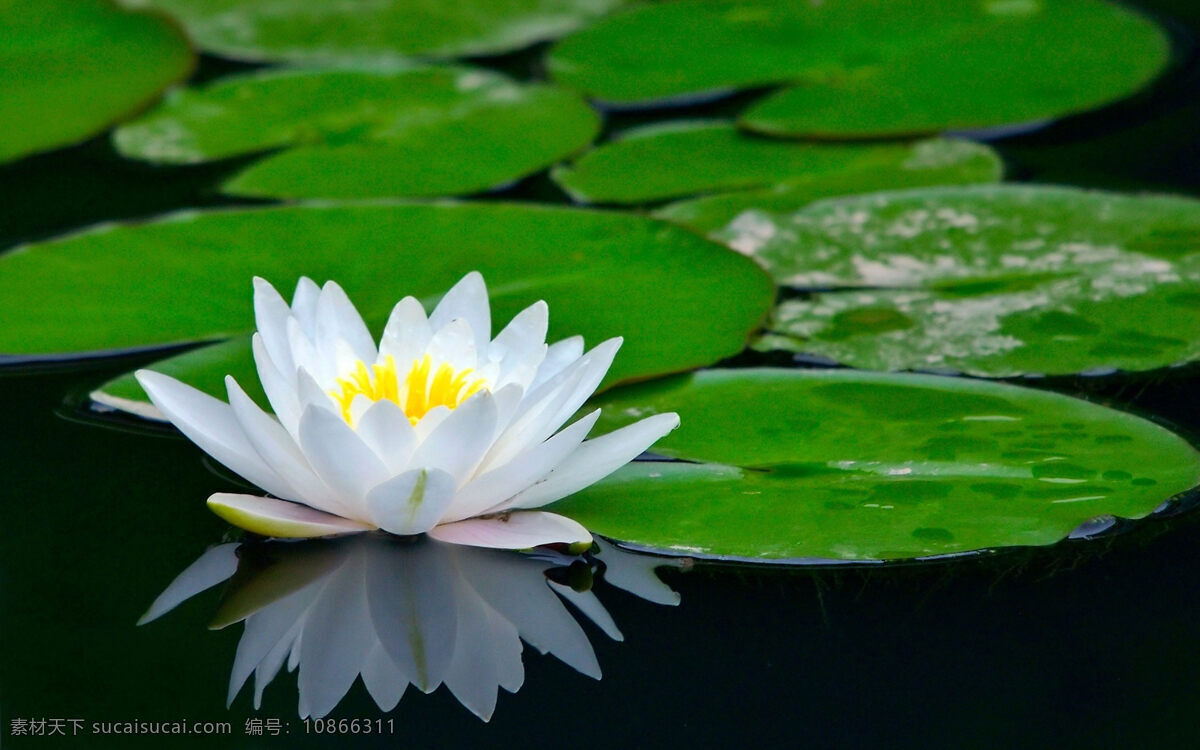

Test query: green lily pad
[552,122,1001,205]
[117,0,624,62]
[113,66,600,199]
[0,0,193,164]
[0,202,772,412]
[715,185,1200,377]
[548,0,1168,137]
[556,369,1200,562]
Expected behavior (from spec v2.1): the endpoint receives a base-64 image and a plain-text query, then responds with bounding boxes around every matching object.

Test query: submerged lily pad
[552,122,1001,205]
[0,0,193,164]
[0,202,772,411]
[548,0,1168,137]
[118,0,624,62]
[556,369,1200,562]
[114,66,600,199]
[716,185,1200,377]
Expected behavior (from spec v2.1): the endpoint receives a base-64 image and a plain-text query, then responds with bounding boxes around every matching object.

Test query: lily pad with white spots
[547,0,1169,137]
[0,202,772,414]
[555,369,1200,562]
[117,0,624,62]
[0,0,193,164]
[714,185,1200,377]
[551,122,1001,205]
[114,66,600,199]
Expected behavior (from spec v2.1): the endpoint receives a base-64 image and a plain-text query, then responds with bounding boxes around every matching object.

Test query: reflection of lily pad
[548,0,1169,137]
[715,185,1200,377]
[552,122,1000,205]
[117,0,624,62]
[114,66,600,199]
[0,0,193,164]
[557,369,1200,562]
[0,202,771,411]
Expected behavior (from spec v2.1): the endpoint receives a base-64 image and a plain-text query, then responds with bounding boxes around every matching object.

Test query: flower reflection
[140,535,682,720]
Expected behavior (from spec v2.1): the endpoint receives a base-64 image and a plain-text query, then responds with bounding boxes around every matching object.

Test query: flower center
[329,354,487,426]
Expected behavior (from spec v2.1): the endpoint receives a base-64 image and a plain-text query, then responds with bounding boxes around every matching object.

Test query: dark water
[5,1,1200,747]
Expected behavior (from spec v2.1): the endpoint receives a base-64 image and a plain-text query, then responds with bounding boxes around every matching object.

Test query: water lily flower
[136,273,679,549]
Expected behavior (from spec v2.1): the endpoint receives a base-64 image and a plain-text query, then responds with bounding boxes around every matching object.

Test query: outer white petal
[379,296,432,365]
[530,335,583,391]
[429,271,490,357]
[365,468,457,536]
[355,399,418,473]
[207,493,374,538]
[361,642,408,712]
[315,280,377,366]
[426,318,478,371]
[295,368,336,415]
[253,277,296,377]
[252,333,301,438]
[428,511,591,550]
[290,277,321,337]
[135,370,295,501]
[443,410,600,524]
[226,376,343,515]
[501,412,681,511]
[407,392,498,486]
[298,406,391,515]
[288,317,327,385]
[489,301,548,377]
[138,543,239,625]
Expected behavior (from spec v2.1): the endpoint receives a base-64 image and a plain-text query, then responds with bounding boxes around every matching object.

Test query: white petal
[135,370,295,500]
[138,543,239,625]
[593,538,682,606]
[207,493,373,538]
[290,276,321,337]
[490,301,547,367]
[428,511,591,550]
[427,318,478,371]
[429,271,490,357]
[252,333,301,439]
[412,404,451,441]
[253,277,295,377]
[288,317,327,385]
[297,552,375,719]
[445,410,599,523]
[298,406,391,514]
[365,468,457,535]
[229,585,317,707]
[531,335,584,391]
[295,367,336,415]
[549,583,623,641]
[408,392,498,486]
[503,413,680,510]
[355,399,418,473]
[226,376,343,515]
[443,582,522,721]
[361,641,407,712]
[379,296,432,365]
[315,280,377,365]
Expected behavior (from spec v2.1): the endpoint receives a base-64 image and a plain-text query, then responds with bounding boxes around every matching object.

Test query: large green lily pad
[117,0,624,62]
[0,0,193,164]
[0,202,772,412]
[552,122,1001,205]
[556,369,1200,562]
[548,0,1168,137]
[717,185,1200,377]
[114,66,600,199]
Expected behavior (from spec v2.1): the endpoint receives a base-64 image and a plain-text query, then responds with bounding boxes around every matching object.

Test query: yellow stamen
[329,354,487,426]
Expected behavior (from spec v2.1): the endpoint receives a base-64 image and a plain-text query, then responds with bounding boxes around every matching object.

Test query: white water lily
[136,273,679,549]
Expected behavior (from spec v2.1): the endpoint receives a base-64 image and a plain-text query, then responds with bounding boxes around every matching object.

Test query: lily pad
[0,0,193,164]
[715,185,1200,377]
[0,202,772,412]
[552,122,1001,205]
[548,0,1169,137]
[114,66,600,199]
[555,369,1200,562]
[117,0,624,62]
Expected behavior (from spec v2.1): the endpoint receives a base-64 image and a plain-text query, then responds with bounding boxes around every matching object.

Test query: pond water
[4,0,1200,747]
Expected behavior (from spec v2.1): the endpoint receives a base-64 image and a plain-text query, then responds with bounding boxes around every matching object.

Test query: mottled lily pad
[555,369,1200,562]
[548,0,1169,137]
[551,122,1001,205]
[0,202,772,412]
[118,0,624,62]
[0,0,193,164]
[114,66,600,199]
[715,185,1200,377]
